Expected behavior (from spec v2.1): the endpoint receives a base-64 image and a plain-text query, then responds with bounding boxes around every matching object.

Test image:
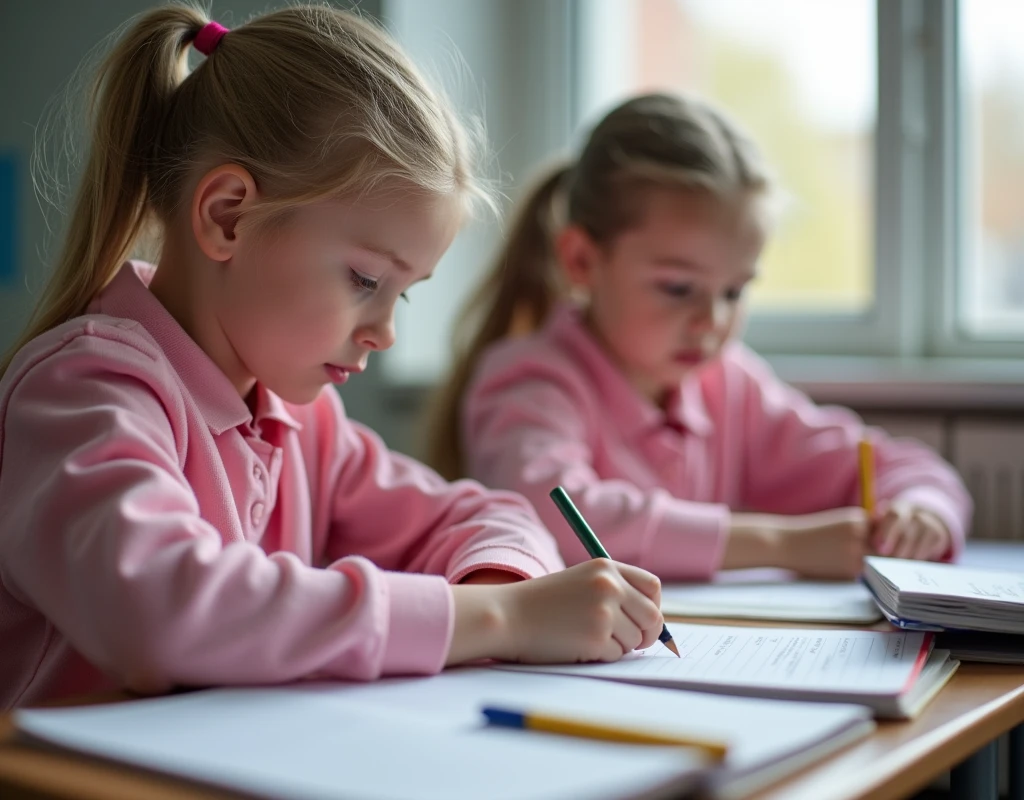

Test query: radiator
[950,420,1024,541]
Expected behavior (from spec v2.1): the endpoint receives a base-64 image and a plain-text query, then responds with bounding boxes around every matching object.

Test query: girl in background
[0,6,665,710]
[429,93,971,581]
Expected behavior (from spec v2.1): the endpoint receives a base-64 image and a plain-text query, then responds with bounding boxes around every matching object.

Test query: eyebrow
[651,256,704,271]
[357,244,412,273]
[650,257,757,282]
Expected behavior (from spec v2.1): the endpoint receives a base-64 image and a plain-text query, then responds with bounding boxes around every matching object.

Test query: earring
[568,284,591,308]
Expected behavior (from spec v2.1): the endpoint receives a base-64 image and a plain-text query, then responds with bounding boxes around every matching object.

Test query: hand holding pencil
[863,438,954,560]
[863,436,951,561]
[492,557,668,664]
[550,487,680,657]
[447,521,666,666]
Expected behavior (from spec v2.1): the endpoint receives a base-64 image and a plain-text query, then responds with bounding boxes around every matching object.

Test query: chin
[666,361,704,382]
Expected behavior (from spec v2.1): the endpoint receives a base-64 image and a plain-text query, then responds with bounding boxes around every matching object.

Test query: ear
[554,224,602,291]
[191,165,260,263]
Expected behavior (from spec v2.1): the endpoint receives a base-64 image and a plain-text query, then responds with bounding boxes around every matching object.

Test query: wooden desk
[746,663,1024,800]
[2,661,1023,800]
[0,704,235,800]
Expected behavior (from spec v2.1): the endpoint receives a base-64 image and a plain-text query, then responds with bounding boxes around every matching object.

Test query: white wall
[382,0,574,384]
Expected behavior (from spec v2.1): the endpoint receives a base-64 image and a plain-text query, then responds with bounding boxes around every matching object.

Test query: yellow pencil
[858,438,876,515]
[482,706,730,762]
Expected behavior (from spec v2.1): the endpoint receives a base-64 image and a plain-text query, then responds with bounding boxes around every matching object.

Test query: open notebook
[661,572,882,624]
[14,670,875,800]
[864,556,1024,634]
[501,623,958,719]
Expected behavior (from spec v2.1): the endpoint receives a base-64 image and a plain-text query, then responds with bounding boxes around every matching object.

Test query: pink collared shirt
[464,304,971,579]
[0,262,563,710]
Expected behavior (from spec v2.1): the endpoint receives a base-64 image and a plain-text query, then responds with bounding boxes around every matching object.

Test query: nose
[355,306,397,352]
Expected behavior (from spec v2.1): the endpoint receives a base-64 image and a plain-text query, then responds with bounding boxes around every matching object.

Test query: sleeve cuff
[447,546,557,584]
[895,486,968,561]
[646,498,731,579]
[379,571,454,675]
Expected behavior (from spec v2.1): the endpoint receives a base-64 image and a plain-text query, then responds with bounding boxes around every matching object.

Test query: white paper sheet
[15,669,874,800]
[16,682,700,800]
[502,623,929,697]
[661,579,882,623]
[323,668,873,771]
[867,557,1024,604]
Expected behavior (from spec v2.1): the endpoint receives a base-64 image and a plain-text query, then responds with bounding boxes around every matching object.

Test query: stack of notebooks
[863,555,1024,663]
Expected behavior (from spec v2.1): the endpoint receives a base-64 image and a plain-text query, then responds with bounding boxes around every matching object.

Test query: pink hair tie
[193,21,229,56]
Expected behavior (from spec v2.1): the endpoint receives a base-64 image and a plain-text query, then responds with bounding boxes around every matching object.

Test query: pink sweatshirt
[0,262,563,710]
[464,304,971,579]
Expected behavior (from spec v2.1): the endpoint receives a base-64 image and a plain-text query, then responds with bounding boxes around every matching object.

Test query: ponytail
[424,162,571,480]
[1,5,208,377]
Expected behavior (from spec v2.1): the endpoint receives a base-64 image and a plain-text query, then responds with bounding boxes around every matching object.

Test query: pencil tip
[665,639,681,657]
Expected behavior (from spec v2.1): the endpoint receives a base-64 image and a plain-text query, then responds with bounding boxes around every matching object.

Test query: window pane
[577,0,876,313]
[959,0,1024,338]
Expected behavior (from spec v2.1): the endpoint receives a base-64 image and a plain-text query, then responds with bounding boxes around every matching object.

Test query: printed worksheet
[502,624,930,696]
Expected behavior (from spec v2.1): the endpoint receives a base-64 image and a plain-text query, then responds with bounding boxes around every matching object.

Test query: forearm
[721,513,785,570]
[446,584,511,665]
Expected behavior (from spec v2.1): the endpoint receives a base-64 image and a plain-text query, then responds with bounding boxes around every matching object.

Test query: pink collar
[91,262,301,435]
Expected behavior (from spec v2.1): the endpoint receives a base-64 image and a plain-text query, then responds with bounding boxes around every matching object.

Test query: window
[958,0,1024,339]
[384,0,1024,385]
[575,0,876,315]
[573,0,1024,358]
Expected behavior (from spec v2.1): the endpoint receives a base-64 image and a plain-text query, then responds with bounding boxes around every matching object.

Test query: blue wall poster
[0,153,16,286]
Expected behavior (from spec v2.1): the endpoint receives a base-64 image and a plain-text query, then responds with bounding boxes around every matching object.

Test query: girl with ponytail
[432,93,971,581]
[0,5,666,709]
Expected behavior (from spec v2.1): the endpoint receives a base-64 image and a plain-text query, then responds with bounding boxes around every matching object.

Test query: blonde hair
[2,2,485,377]
[425,92,775,480]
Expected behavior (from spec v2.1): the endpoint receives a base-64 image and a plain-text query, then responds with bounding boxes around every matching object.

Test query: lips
[674,350,705,365]
[325,364,361,384]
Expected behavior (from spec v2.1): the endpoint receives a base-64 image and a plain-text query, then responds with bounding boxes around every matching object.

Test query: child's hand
[777,508,870,580]
[503,559,664,663]
[446,559,664,666]
[872,500,952,561]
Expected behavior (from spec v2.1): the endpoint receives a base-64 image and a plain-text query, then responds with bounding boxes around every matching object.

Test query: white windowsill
[765,354,1024,410]
[380,355,1023,414]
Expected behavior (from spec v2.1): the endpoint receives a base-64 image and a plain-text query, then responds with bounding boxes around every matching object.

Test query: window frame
[929,0,1024,357]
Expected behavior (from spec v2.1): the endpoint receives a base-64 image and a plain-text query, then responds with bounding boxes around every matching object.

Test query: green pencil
[549,486,680,657]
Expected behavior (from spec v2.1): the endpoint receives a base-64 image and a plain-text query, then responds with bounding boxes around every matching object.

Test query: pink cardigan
[0,262,563,709]
[464,304,971,579]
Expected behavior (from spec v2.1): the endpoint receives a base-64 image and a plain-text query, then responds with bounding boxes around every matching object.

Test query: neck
[149,239,257,399]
